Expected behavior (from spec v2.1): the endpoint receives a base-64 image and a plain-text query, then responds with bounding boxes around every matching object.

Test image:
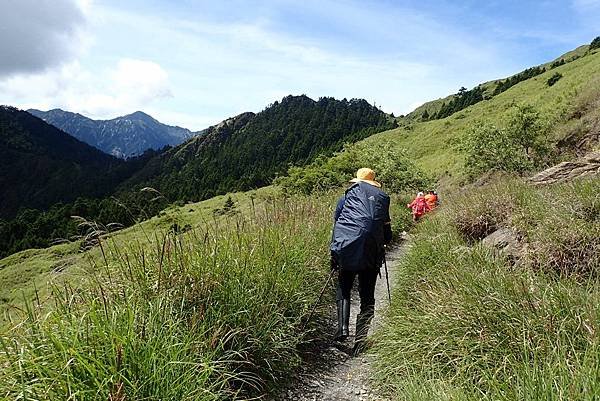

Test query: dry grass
[449,180,518,241]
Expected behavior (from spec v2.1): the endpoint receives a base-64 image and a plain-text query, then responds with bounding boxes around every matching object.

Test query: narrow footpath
[274,243,406,401]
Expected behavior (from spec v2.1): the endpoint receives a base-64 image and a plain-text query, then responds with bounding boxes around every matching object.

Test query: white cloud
[91,6,465,120]
[0,58,172,119]
[77,58,173,116]
[0,0,89,77]
[0,1,540,129]
[111,59,171,98]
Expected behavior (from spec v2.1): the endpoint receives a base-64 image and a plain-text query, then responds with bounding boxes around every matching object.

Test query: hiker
[407,192,430,221]
[424,190,438,210]
[330,167,392,356]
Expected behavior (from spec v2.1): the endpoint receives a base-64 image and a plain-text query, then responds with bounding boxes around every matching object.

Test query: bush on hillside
[525,180,600,277]
[434,86,485,120]
[492,66,546,96]
[547,72,563,86]
[451,181,518,241]
[590,36,600,51]
[460,104,552,178]
[551,58,566,69]
[530,223,600,277]
[275,141,432,195]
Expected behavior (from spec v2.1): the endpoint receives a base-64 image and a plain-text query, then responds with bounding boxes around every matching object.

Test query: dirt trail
[273,243,406,401]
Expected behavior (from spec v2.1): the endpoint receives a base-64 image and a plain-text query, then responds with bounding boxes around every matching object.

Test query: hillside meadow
[0,188,276,328]
[374,177,600,400]
[366,47,600,182]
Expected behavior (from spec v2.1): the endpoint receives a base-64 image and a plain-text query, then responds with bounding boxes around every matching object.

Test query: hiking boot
[352,306,374,356]
[333,299,350,341]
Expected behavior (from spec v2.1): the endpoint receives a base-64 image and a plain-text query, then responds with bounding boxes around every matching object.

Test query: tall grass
[0,195,338,400]
[373,176,600,400]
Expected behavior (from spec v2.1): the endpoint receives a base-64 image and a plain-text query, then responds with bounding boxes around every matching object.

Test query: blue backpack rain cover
[330,182,391,271]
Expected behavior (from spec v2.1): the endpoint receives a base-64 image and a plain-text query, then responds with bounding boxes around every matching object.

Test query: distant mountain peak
[27,109,199,158]
[122,111,154,121]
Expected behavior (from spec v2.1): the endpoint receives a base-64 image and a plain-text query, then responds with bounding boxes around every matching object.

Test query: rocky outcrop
[481,227,523,263]
[530,151,600,185]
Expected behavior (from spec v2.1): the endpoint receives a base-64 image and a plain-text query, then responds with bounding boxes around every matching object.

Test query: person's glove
[330,257,339,271]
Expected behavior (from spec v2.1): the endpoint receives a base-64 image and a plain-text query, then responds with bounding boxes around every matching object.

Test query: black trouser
[336,268,379,312]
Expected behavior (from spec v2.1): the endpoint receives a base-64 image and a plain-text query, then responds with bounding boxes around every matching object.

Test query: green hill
[0,107,142,218]
[120,95,395,201]
[369,45,600,181]
[407,44,592,122]
[1,41,600,400]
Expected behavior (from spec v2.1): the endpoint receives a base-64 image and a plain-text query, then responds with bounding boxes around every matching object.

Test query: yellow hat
[350,167,381,188]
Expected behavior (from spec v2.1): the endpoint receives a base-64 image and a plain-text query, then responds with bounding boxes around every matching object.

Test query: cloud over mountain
[0,0,87,77]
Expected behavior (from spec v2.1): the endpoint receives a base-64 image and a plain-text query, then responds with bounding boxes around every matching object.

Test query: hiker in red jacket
[407,192,430,221]
[424,190,438,210]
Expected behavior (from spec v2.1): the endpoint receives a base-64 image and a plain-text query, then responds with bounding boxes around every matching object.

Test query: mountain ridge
[27,108,199,158]
[119,94,395,200]
[1,95,393,258]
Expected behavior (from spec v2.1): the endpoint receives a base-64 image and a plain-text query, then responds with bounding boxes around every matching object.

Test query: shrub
[524,179,600,277]
[449,180,519,241]
[276,141,432,195]
[547,72,563,87]
[213,195,238,216]
[590,36,600,51]
[460,104,551,178]
[530,223,600,276]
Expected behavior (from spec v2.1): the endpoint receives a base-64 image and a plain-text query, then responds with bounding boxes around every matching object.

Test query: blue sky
[0,0,599,130]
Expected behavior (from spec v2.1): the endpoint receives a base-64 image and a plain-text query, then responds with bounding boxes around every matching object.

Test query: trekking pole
[301,268,336,331]
[383,247,391,305]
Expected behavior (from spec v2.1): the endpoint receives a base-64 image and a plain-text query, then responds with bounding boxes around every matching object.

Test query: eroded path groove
[274,243,406,401]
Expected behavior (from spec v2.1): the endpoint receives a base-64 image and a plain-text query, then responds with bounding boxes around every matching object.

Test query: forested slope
[1,95,392,258]
[0,107,141,218]
[122,95,395,200]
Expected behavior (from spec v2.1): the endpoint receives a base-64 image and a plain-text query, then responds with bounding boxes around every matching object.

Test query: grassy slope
[0,187,276,328]
[1,188,344,399]
[374,177,600,400]
[406,44,591,120]
[381,48,600,183]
